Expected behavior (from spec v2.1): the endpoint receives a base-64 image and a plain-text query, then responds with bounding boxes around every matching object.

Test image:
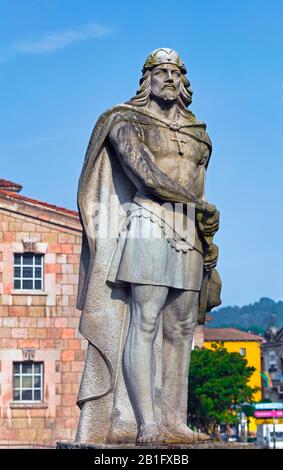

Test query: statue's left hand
[204,243,219,271]
[197,206,220,237]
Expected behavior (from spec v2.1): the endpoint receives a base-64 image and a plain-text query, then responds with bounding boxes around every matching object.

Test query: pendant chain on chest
[168,121,187,156]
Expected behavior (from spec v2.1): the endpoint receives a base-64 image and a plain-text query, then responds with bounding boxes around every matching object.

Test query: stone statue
[75,48,221,446]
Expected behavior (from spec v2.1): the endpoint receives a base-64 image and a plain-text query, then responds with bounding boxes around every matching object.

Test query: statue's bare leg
[162,288,209,442]
[123,283,169,444]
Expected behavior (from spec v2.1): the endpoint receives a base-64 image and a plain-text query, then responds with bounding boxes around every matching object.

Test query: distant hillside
[207,297,283,335]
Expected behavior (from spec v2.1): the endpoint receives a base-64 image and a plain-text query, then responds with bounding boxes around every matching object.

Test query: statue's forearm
[109,123,205,208]
[145,163,202,206]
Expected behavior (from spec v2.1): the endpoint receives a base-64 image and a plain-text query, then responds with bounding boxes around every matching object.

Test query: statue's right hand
[195,201,216,215]
[203,202,217,216]
[196,202,220,238]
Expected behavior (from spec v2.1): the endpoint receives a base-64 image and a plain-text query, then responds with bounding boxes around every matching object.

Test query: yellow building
[203,327,264,433]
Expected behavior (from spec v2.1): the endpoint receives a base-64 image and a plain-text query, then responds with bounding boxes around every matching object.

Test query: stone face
[76,48,221,445]
[0,186,87,448]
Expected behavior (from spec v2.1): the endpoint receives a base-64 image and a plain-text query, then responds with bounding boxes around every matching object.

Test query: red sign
[254,410,283,418]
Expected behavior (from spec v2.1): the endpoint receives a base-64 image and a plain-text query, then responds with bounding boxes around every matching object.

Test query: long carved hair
[127,69,194,118]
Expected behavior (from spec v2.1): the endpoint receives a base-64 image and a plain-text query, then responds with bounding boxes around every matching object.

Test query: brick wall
[0,196,86,448]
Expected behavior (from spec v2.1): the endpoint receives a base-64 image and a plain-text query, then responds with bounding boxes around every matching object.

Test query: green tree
[188,344,258,434]
[241,404,255,436]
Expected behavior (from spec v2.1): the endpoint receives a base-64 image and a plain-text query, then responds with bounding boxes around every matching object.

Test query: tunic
[107,192,204,290]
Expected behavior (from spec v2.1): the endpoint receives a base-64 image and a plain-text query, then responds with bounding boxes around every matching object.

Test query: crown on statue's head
[142,48,187,74]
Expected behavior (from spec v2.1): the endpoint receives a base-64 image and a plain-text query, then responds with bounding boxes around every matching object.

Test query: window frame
[269,350,276,365]
[239,347,246,357]
[13,361,44,403]
[13,253,44,291]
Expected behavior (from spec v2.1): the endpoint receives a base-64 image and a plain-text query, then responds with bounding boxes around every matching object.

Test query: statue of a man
[76,48,221,445]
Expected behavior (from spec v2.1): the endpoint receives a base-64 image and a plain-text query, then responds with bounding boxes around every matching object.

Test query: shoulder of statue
[80,105,130,170]
[96,104,134,125]
[182,116,212,149]
[182,113,206,129]
[94,104,155,131]
[113,104,159,125]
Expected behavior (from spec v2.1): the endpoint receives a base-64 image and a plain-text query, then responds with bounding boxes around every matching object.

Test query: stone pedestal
[57,441,257,449]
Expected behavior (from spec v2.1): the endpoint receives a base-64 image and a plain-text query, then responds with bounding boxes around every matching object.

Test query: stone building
[203,328,263,397]
[261,324,283,401]
[0,179,85,448]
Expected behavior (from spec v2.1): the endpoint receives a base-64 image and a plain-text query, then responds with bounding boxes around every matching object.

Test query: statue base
[56,441,256,449]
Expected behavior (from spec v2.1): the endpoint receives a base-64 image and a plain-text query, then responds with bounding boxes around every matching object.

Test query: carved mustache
[162,84,176,90]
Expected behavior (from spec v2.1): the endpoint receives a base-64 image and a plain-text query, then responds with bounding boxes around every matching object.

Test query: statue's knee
[179,317,196,338]
[133,305,159,337]
[165,316,196,341]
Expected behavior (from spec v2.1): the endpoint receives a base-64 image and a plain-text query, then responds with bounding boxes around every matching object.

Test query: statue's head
[128,48,193,113]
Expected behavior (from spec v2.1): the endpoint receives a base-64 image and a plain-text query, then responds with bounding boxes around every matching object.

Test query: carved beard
[150,85,180,103]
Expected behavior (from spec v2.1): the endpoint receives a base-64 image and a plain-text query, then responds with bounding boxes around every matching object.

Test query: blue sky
[0,0,282,307]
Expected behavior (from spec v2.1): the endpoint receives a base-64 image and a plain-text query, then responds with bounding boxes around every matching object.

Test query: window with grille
[14,253,44,290]
[269,351,276,365]
[240,348,246,357]
[13,362,44,402]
